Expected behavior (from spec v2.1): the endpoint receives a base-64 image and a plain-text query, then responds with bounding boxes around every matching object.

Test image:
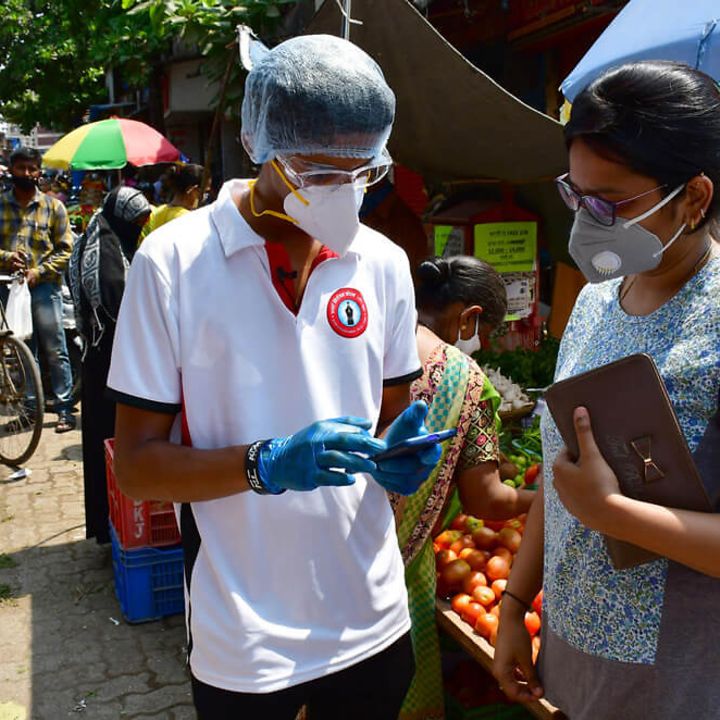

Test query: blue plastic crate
[110,522,185,623]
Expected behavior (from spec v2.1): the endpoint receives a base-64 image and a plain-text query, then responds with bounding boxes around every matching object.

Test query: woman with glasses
[493,60,720,720]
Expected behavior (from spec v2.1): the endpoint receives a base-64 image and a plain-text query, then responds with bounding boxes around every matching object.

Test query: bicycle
[0,274,44,466]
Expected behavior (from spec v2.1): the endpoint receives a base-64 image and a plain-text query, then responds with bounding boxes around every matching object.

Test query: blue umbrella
[561,0,720,102]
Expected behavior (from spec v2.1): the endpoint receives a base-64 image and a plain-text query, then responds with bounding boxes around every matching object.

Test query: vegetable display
[435,512,542,662]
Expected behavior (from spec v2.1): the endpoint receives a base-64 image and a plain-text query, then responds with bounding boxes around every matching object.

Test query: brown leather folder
[545,353,712,569]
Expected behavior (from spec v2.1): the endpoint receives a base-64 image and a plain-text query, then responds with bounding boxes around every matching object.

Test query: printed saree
[393,343,500,720]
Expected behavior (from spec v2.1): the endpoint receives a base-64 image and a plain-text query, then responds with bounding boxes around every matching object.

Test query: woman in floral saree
[394,256,536,720]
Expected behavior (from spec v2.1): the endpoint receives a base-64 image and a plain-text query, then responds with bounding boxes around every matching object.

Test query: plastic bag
[6,279,32,340]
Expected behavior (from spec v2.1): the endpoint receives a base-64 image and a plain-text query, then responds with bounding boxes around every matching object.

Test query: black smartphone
[372,428,457,462]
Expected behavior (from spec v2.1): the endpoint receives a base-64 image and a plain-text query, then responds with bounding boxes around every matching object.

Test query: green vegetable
[474,337,560,390]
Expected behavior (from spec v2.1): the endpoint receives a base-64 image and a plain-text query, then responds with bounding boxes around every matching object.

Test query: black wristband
[502,589,533,613]
[245,440,285,495]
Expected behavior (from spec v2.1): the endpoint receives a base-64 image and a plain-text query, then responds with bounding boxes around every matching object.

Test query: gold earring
[690,219,697,231]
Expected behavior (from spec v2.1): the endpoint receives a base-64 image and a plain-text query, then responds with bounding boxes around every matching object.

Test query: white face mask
[455,316,481,356]
[283,183,365,256]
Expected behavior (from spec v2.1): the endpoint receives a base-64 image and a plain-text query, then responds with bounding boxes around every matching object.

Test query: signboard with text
[473,221,537,273]
[434,225,466,257]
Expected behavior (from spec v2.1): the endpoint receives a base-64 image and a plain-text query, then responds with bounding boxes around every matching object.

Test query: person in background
[0,146,76,432]
[107,34,443,719]
[68,187,151,544]
[493,61,720,720]
[396,255,536,720]
[139,163,205,242]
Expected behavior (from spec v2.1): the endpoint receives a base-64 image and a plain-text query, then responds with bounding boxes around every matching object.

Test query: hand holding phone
[372,428,457,461]
[366,401,451,496]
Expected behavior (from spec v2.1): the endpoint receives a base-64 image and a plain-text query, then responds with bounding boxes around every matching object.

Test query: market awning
[308,0,567,183]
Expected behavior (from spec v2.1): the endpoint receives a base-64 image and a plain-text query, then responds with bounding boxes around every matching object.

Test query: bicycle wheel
[0,334,44,466]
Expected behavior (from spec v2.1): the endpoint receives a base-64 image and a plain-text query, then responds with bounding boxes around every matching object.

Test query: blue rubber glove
[257,416,385,492]
[369,400,442,495]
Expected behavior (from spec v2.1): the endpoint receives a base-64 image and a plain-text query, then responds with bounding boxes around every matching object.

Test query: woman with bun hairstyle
[493,61,720,719]
[140,163,205,241]
[396,255,536,720]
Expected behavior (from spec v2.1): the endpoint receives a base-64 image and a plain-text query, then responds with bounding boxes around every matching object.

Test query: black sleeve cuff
[106,388,182,415]
[383,367,423,387]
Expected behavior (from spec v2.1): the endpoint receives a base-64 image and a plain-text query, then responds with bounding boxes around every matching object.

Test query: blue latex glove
[369,400,442,495]
[257,416,385,492]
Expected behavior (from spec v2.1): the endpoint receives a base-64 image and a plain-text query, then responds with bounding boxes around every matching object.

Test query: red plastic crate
[104,438,181,549]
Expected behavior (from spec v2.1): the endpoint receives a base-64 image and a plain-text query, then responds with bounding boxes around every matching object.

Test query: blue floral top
[541,258,720,665]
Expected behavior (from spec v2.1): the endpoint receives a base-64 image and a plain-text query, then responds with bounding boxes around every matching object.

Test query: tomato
[461,601,485,626]
[471,527,497,550]
[493,547,514,565]
[465,516,484,533]
[489,626,498,647]
[462,571,488,595]
[472,585,496,608]
[497,527,522,554]
[524,611,541,637]
[531,635,541,664]
[485,555,510,581]
[532,589,543,616]
[450,535,475,554]
[435,549,458,568]
[450,513,469,531]
[440,559,472,590]
[464,549,490,572]
[450,592,473,615]
[474,612,499,640]
[483,519,505,532]
[490,578,508,601]
[434,529,463,549]
[432,542,441,554]
[525,464,541,484]
[490,603,501,618]
[502,518,523,532]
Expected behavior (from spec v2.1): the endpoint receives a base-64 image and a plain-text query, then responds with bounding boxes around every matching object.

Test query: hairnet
[241,35,396,164]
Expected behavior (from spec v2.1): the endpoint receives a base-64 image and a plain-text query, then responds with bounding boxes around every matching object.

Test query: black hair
[165,163,204,195]
[10,146,42,167]
[416,256,507,330]
[565,60,720,227]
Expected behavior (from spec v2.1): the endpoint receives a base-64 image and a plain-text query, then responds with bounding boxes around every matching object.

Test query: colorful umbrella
[42,117,182,170]
[561,0,720,103]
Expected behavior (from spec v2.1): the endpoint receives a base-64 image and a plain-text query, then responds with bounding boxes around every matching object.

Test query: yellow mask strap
[271,160,310,207]
[248,161,309,224]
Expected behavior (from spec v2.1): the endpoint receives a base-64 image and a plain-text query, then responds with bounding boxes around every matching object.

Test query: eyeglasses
[555,173,667,227]
[275,148,392,189]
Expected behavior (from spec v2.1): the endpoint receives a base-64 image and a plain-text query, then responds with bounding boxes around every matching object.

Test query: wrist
[594,492,633,537]
[501,589,533,617]
[246,440,286,495]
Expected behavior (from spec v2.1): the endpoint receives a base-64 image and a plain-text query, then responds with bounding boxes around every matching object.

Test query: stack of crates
[104,439,185,623]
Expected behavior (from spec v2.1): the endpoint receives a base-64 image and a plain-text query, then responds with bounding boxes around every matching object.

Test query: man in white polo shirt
[108,35,442,719]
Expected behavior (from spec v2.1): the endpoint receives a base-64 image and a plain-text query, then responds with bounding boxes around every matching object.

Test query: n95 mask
[568,184,686,283]
[283,183,365,257]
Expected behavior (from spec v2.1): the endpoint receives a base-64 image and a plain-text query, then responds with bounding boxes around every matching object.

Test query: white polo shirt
[107,179,422,693]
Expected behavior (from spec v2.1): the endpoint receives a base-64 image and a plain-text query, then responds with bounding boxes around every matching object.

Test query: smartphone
[372,428,457,462]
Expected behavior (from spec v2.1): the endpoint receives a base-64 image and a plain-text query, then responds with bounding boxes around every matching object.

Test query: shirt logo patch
[327,288,368,338]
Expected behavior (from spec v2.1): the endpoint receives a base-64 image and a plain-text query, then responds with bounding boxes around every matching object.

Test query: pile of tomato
[434,512,543,662]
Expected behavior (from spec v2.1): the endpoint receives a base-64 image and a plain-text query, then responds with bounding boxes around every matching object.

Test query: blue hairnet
[241,35,396,164]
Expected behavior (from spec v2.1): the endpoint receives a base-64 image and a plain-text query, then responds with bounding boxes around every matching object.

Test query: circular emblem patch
[327,287,368,338]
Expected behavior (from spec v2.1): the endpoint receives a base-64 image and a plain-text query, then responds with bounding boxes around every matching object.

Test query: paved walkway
[0,412,194,719]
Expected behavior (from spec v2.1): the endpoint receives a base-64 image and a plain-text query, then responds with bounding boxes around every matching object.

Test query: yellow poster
[473,222,537,272]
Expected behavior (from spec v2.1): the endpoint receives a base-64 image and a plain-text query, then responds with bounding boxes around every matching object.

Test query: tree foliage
[0,0,295,132]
